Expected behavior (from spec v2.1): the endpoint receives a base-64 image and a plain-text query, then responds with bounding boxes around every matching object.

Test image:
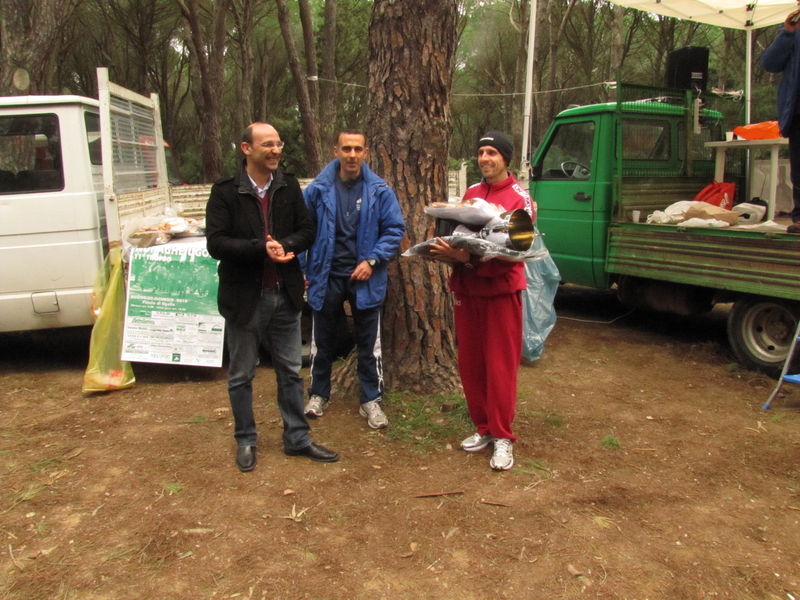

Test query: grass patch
[4,484,46,513]
[31,458,60,472]
[513,458,552,477]
[601,435,620,450]
[768,412,799,423]
[102,549,133,563]
[187,415,208,424]
[520,407,565,428]
[385,392,470,450]
[34,520,51,535]
[19,484,45,501]
[162,482,184,495]
[543,413,564,427]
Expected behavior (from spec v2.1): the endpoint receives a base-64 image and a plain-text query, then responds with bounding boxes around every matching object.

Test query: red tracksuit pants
[453,291,522,442]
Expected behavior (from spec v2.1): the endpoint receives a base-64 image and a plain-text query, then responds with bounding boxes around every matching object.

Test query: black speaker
[666,46,709,92]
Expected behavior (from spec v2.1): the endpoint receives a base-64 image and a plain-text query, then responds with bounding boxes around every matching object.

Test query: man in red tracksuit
[430,130,535,471]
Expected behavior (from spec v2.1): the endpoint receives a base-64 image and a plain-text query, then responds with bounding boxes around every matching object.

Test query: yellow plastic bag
[83,247,136,393]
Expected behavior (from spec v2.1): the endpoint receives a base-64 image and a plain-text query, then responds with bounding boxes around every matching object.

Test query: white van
[0,67,215,334]
[0,95,106,332]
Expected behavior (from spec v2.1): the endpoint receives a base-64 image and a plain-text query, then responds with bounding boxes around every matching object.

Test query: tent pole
[746,27,753,125]
[520,0,538,182]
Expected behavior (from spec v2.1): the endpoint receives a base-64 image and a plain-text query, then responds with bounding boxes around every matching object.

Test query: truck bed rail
[617,177,709,222]
[607,224,800,301]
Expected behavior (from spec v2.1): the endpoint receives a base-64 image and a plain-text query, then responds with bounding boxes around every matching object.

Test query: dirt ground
[1,283,799,600]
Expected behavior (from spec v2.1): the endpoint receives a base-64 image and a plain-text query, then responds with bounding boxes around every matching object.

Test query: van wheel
[727,296,798,377]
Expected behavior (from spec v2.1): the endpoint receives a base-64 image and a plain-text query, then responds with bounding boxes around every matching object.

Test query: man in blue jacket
[762,9,800,224]
[303,130,406,428]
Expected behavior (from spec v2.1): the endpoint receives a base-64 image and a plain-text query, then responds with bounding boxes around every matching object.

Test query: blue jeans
[225,289,310,451]
[308,275,384,405]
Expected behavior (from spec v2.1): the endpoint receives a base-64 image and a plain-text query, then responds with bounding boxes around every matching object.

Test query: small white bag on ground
[731,202,766,224]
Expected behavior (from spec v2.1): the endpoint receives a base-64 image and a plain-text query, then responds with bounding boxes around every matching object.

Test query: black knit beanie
[477,130,513,165]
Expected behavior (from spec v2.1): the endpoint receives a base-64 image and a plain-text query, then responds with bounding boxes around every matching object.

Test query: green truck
[531,84,799,376]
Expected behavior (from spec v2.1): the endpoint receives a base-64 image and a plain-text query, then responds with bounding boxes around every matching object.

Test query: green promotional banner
[122,240,224,367]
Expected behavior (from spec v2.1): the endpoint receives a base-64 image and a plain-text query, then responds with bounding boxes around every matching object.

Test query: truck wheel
[727,296,798,377]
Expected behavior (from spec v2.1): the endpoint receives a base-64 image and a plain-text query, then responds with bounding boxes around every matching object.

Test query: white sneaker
[490,439,514,471]
[305,395,329,417]
[359,400,388,429]
[461,432,493,452]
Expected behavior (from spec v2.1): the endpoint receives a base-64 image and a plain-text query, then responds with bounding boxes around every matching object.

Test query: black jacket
[206,161,315,325]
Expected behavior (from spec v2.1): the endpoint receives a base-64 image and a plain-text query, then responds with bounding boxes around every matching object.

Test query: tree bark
[332,0,462,399]
[231,0,263,135]
[0,0,82,95]
[176,0,231,182]
[274,0,323,175]
[546,0,578,123]
[319,0,338,147]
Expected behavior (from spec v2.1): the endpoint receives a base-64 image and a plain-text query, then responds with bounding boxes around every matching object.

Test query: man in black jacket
[206,122,339,471]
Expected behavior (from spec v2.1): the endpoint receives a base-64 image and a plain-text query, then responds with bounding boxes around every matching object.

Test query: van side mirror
[530,163,542,181]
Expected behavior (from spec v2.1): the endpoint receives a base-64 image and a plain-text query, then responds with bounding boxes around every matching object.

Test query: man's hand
[428,237,471,263]
[785,9,800,32]
[351,260,374,281]
[266,235,295,263]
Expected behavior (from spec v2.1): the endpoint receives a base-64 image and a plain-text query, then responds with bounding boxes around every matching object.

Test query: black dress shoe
[284,442,339,463]
[236,445,257,472]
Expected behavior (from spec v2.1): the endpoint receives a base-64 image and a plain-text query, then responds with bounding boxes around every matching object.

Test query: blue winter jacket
[762,25,800,136]
[303,160,406,311]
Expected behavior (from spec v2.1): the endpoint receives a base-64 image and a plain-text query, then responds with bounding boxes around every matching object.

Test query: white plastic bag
[423,198,501,226]
[646,200,699,224]
[732,202,766,224]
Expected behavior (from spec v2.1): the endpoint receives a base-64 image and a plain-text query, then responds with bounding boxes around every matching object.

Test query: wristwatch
[366,258,377,268]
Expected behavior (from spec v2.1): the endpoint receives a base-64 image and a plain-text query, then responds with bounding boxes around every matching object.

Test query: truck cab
[0,96,105,331]
[531,99,723,290]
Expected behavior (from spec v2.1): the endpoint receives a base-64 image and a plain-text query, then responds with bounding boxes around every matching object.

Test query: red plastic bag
[694,181,735,210]
[732,121,780,140]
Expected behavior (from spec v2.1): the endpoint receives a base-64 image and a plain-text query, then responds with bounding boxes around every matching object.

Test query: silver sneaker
[461,432,493,452]
[359,400,388,429]
[305,395,329,417]
[490,439,514,471]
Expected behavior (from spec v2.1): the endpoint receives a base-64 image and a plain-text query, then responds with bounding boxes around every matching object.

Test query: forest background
[0,0,784,185]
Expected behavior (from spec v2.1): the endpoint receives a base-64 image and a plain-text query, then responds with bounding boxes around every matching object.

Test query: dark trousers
[225,289,310,451]
[788,117,800,222]
[308,275,383,405]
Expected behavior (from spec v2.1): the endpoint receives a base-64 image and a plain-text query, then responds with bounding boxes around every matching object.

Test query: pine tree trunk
[275,0,323,175]
[319,0,338,147]
[332,0,462,400]
[176,0,230,182]
[0,0,81,95]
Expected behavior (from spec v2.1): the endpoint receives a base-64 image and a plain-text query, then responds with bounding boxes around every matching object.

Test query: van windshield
[0,114,64,194]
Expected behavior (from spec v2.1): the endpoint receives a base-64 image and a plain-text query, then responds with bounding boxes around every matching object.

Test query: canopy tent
[606,0,795,30]
[520,0,797,165]
[607,0,796,122]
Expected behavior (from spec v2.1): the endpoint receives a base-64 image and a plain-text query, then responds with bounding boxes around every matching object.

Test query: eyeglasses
[258,141,285,149]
